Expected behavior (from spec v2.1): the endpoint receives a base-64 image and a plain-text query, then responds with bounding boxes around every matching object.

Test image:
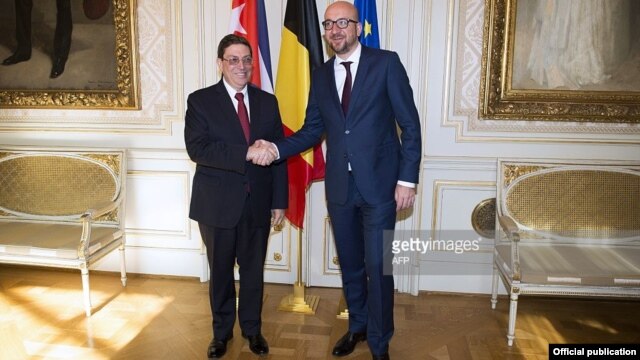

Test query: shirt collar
[222,78,248,100]
[335,43,362,65]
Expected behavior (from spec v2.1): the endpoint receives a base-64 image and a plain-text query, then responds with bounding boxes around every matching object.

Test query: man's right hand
[246,140,278,166]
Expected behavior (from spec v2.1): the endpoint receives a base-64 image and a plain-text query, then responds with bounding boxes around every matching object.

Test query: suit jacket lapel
[214,80,249,143]
[248,85,260,143]
[347,45,370,120]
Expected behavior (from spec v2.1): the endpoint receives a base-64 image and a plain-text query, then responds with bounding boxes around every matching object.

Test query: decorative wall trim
[431,180,496,253]
[323,217,341,275]
[125,170,190,240]
[264,223,292,272]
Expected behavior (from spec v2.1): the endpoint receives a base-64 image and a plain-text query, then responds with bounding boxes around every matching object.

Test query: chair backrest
[0,149,126,225]
[497,159,640,242]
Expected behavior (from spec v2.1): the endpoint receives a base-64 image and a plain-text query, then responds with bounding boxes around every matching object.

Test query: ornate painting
[479,0,640,123]
[0,0,139,109]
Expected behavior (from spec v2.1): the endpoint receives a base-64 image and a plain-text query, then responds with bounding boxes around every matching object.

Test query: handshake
[246,139,278,166]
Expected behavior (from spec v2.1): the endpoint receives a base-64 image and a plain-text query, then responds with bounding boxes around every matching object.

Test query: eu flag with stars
[355,0,380,48]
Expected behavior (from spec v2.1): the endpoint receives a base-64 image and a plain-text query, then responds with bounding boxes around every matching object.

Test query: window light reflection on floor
[1,282,174,359]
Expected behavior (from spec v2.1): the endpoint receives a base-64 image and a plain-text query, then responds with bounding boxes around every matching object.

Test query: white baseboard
[93,246,204,280]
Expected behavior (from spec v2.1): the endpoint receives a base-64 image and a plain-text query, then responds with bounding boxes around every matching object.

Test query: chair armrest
[81,194,123,220]
[498,215,520,242]
[498,215,522,281]
[77,193,124,259]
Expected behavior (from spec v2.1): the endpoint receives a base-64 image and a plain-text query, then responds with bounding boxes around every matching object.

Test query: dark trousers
[13,0,72,60]
[327,174,396,356]
[198,197,270,340]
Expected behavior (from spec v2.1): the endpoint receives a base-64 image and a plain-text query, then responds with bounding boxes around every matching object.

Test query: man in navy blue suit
[249,2,421,359]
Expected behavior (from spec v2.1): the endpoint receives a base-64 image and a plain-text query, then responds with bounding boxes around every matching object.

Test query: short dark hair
[217,34,252,59]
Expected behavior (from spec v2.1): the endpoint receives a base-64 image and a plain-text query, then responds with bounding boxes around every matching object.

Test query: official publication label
[549,344,639,359]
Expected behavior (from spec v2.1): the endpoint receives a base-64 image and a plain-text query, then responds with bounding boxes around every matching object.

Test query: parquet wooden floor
[1,265,638,359]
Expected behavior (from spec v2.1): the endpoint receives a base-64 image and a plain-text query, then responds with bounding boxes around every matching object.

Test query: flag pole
[275,0,324,315]
[277,224,319,314]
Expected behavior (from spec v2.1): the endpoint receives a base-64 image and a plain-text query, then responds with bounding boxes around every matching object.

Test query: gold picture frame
[0,0,139,110]
[479,0,640,123]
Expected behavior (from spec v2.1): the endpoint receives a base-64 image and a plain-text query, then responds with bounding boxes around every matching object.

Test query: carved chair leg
[119,240,127,286]
[490,264,499,309]
[81,267,92,317]
[507,291,519,346]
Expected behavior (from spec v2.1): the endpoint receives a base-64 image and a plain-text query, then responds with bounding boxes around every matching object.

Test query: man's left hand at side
[395,184,416,211]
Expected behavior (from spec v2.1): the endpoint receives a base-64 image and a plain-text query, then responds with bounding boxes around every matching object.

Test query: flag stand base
[278,282,318,314]
[336,295,349,319]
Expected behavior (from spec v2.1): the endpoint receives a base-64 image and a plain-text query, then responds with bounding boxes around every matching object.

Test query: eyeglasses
[322,18,358,30]
[222,56,253,66]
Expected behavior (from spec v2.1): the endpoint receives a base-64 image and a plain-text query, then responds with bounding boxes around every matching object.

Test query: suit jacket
[185,80,288,228]
[277,46,421,205]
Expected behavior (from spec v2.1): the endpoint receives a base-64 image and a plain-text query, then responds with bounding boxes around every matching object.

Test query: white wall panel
[265,228,290,270]
[416,157,498,293]
[125,171,189,238]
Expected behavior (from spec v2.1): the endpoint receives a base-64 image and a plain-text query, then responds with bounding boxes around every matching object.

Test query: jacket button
[344,130,350,134]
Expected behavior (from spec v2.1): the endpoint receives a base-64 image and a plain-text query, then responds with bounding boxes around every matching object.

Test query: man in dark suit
[185,34,288,359]
[2,0,72,78]
[249,2,421,359]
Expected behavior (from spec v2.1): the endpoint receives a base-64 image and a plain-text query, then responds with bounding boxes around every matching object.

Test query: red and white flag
[229,0,273,93]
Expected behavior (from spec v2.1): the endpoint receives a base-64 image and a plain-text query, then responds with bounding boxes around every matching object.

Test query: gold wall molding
[265,222,292,273]
[471,197,495,239]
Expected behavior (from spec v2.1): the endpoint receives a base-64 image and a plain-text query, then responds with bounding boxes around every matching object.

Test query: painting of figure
[512,0,640,91]
[0,0,117,91]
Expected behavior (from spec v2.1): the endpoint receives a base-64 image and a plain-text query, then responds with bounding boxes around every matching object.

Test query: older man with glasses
[185,34,288,359]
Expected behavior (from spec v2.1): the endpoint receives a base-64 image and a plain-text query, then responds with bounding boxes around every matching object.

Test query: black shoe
[50,57,67,78]
[207,335,232,359]
[372,353,390,360]
[242,332,269,356]
[332,331,367,357]
[2,53,31,66]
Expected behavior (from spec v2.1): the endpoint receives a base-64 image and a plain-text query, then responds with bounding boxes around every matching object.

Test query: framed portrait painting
[0,0,139,109]
[479,0,640,123]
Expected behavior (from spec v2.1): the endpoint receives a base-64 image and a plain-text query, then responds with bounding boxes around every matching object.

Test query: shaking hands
[246,139,278,166]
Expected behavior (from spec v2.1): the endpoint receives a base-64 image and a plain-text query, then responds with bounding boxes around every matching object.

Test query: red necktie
[235,92,251,144]
[341,61,353,115]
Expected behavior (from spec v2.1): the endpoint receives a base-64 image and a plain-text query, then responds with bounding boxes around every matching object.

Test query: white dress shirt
[334,43,361,103]
[222,78,250,121]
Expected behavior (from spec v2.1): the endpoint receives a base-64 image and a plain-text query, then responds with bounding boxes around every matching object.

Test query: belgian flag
[275,0,326,229]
